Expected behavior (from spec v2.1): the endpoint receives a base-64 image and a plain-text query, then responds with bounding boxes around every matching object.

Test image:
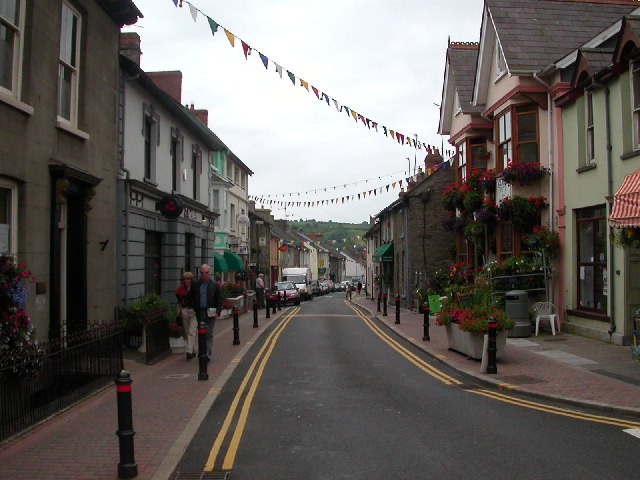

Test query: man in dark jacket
[187,264,222,361]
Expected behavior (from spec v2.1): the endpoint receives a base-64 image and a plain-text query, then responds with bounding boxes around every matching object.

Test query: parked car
[338,281,350,291]
[310,280,321,297]
[318,282,330,294]
[325,280,336,292]
[266,281,301,306]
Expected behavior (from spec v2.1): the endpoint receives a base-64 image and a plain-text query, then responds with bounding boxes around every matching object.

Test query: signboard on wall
[496,177,512,205]
[237,214,250,226]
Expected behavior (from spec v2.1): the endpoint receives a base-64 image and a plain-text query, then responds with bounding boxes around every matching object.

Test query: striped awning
[609,168,640,228]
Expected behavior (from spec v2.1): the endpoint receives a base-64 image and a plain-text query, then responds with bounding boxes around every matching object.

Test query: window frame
[495,109,512,171]
[57,1,81,126]
[585,89,595,164]
[456,140,467,184]
[0,0,25,99]
[142,103,159,183]
[170,127,183,193]
[192,144,201,200]
[0,177,18,254]
[494,104,539,171]
[632,61,640,149]
[576,206,607,315]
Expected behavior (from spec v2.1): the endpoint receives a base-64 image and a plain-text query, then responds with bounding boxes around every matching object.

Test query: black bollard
[395,294,401,324]
[253,299,259,328]
[422,302,430,341]
[232,307,240,345]
[487,316,498,374]
[382,292,387,317]
[272,296,277,314]
[377,291,381,312]
[277,293,282,311]
[266,297,271,318]
[115,370,137,479]
[198,321,208,381]
[283,291,287,309]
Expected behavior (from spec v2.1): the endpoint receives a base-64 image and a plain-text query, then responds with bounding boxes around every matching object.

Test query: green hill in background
[290,219,369,261]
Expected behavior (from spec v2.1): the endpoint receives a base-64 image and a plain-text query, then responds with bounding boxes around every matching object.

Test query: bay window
[495,104,539,170]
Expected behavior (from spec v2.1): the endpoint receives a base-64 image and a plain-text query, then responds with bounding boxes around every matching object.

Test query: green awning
[224,250,245,271]
[213,252,229,273]
[372,242,394,263]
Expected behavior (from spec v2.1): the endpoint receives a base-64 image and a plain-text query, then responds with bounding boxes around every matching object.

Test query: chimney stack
[147,71,183,103]
[120,32,141,66]
[188,103,209,126]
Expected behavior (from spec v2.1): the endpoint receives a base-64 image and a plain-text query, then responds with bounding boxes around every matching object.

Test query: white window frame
[170,127,183,193]
[57,1,81,127]
[496,38,507,77]
[0,0,25,101]
[0,177,18,254]
[632,61,640,149]
[585,90,595,164]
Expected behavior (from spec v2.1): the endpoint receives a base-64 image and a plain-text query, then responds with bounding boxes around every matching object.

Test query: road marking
[295,314,358,317]
[347,303,461,386]
[204,307,300,472]
[467,388,640,429]
[623,428,640,438]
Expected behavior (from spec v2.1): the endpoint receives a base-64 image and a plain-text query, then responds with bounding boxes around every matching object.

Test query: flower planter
[445,325,507,360]
[169,336,185,354]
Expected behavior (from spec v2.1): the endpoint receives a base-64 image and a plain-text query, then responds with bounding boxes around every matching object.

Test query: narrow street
[176,295,640,479]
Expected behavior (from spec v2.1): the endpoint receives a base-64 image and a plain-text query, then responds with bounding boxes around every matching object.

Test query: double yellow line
[349,302,640,429]
[346,302,462,386]
[204,307,300,472]
[466,388,640,429]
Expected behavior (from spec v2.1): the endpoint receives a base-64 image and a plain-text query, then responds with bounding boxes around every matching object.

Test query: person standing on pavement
[188,264,222,362]
[357,281,362,295]
[176,272,197,361]
[255,273,265,308]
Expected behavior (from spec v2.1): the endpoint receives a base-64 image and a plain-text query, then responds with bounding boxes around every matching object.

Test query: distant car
[319,282,330,294]
[266,281,300,306]
[338,281,350,291]
[325,280,335,292]
[310,280,321,297]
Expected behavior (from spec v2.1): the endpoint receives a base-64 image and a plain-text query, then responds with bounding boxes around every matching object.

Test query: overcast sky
[124,0,484,224]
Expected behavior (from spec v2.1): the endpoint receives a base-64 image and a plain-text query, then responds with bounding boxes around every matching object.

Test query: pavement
[2,293,640,479]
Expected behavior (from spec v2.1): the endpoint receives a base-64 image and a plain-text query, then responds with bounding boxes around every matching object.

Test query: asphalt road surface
[176,293,640,479]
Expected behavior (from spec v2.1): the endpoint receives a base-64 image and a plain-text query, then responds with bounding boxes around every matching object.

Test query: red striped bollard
[383,292,388,317]
[487,316,497,374]
[232,306,240,345]
[198,320,208,381]
[115,370,137,479]
[377,291,381,312]
[395,294,401,324]
[253,299,259,328]
[266,297,271,318]
[422,302,430,341]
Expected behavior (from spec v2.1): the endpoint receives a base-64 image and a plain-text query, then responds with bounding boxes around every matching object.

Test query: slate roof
[488,0,638,71]
[582,48,615,74]
[447,44,484,114]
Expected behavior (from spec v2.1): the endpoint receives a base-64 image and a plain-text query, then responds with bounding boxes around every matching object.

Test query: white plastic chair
[533,302,558,336]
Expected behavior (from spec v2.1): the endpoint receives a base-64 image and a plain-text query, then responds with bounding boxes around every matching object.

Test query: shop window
[576,206,607,313]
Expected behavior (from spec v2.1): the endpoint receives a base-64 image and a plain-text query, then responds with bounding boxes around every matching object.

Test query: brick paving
[2,296,640,479]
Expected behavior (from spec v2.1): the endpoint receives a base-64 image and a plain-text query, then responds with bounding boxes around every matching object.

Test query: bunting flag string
[255,168,410,199]
[250,160,450,208]
[176,1,452,154]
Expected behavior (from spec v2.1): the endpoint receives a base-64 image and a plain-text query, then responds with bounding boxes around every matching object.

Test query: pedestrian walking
[357,281,362,295]
[346,285,352,300]
[176,272,197,360]
[188,264,222,362]
[256,273,266,308]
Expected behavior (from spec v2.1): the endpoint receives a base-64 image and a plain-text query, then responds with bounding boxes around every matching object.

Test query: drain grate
[171,471,231,480]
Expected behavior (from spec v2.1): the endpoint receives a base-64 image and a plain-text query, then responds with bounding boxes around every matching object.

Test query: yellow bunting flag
[224,29,235,47]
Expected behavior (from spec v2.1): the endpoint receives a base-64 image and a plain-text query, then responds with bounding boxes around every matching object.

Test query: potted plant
[118,293,168,352]
[168,321,185,353]
[442,183,465,211]
[501,162,549,186]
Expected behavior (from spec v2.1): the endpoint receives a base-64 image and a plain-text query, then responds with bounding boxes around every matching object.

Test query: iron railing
[0,321,123,442]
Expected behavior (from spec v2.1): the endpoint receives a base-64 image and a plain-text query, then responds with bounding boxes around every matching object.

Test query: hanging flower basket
[462,191,483,214]
[524,225,560,257]
[478,169,498,193]
[475,200,497,226]
[442,214,466,233]
[497,195,547,231]
[501,162,549,186]
[612,226,640,249]
[442,183,465,211]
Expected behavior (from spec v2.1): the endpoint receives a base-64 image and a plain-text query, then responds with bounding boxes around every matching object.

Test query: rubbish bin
[505,290,531,337]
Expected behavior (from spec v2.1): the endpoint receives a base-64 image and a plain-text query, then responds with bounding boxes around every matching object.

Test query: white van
[281,267,313,300]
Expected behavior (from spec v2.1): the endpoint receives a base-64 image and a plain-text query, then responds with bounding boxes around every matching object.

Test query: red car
[266,281,301,306]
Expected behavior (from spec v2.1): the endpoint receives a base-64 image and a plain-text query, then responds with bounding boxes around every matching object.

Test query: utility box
[505,290,531,337]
